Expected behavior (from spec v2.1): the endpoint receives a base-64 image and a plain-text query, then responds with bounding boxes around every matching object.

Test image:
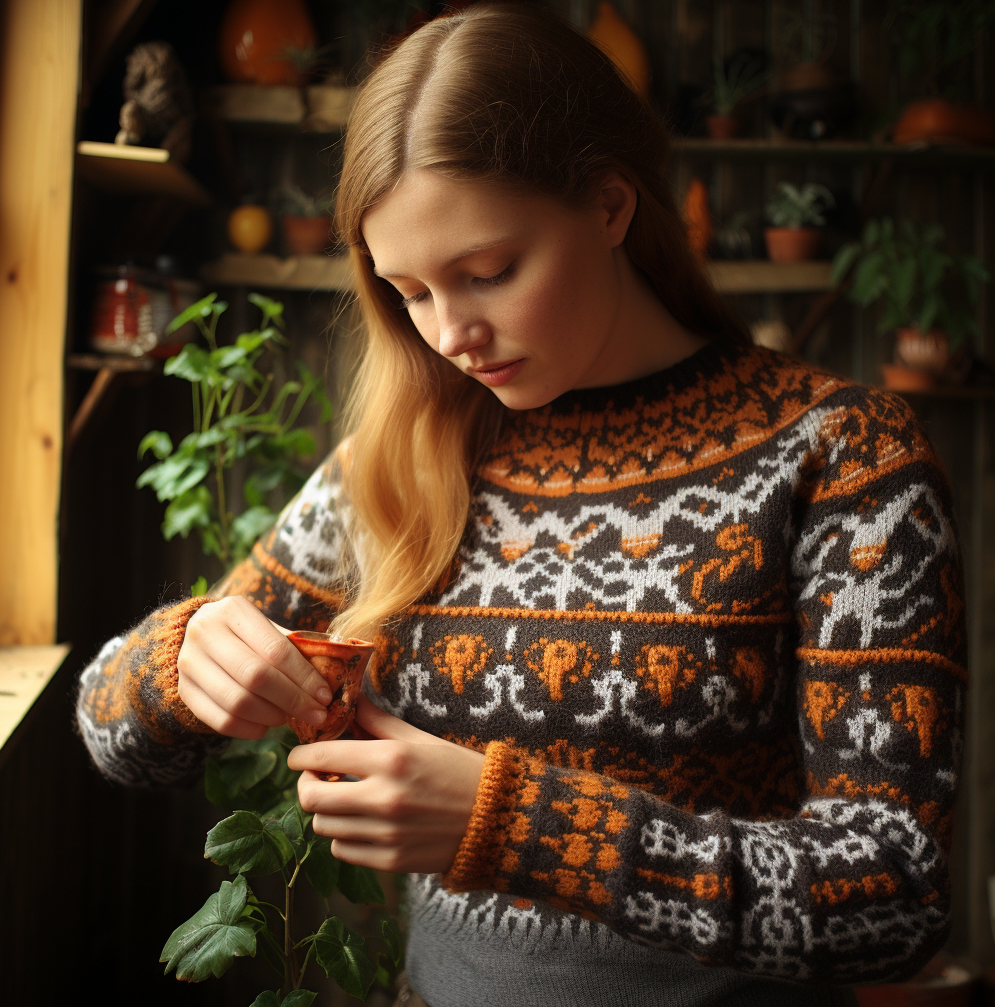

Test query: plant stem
[283,860,303,995]
[215,445,229,566]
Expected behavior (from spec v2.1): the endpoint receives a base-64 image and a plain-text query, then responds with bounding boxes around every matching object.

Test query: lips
[468,358,526,387]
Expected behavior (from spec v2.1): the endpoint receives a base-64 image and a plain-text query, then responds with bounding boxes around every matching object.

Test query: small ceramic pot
[286,632,376,745]
[894,327,950,375]
[764,227,821,263]
[893,98,995,146]
[706,115,739,139]
[218,0,317,86]
[282,215,330,256]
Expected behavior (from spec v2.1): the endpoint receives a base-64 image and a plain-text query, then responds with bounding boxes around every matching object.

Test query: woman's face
[361,168,633,410]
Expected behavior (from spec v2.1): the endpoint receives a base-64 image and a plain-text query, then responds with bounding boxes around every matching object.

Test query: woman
[77,4,965,1005]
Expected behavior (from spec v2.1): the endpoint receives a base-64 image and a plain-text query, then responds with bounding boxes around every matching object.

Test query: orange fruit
[227,205,272,253]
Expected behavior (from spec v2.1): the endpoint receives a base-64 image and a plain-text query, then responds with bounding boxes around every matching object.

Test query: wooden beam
[0,0,81,645]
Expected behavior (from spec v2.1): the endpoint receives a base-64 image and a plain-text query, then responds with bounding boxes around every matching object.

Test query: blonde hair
[330,1,749,640]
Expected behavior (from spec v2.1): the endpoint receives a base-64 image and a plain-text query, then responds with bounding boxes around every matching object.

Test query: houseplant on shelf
[764,182,834,262]
[706,51,768,139]
[138,293,404,1002]
[831,217,991,390]
[277,185,333,257]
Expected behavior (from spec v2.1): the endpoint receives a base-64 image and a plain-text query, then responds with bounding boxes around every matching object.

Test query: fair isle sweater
[77,341,965,1006]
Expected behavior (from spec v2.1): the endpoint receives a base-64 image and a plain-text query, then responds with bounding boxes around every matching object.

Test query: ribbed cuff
[442,740,530,892]
[148,594,216,735]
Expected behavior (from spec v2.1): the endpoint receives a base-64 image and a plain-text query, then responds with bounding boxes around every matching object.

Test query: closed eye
[398,263,516,311]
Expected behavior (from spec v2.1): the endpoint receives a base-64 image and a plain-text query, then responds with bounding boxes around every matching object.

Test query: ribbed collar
[533,337,739,416]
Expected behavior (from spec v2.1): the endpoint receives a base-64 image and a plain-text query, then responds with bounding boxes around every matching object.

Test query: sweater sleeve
[441,391,965,986]
[76,446,354,787]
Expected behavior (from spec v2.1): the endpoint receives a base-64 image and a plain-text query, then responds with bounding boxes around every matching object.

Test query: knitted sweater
[77,341,965,1004]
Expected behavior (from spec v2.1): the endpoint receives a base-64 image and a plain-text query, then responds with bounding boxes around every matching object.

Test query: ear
[596,170,638,249]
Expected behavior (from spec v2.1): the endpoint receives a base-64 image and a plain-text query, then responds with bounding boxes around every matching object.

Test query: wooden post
[0,0,80,644]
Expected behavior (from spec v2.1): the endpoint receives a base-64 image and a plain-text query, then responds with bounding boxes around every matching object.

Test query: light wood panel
[0,0,81,644]
[0,645,70,751]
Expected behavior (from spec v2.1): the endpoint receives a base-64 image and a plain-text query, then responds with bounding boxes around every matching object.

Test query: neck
[574,246,709,389]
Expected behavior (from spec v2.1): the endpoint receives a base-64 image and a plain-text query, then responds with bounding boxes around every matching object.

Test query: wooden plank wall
[0,0,81,645]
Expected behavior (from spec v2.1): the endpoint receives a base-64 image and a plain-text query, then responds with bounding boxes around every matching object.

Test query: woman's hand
[289,695,486,874]
[177,596,333,739]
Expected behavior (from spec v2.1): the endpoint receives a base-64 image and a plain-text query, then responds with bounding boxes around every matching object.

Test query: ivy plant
[137,292,332,586]
[162,726,403,1002]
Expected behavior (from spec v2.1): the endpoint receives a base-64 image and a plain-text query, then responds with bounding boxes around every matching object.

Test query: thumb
[353,694,451,747]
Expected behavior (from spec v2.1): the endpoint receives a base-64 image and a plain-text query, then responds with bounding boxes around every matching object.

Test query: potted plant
[277,185,332,257]
[831,217,991,390]
[764,182,835,262]
[706,51,768,139]
[888,0,995,146]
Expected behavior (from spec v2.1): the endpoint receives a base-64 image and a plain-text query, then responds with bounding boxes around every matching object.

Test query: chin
[485,383,564,411]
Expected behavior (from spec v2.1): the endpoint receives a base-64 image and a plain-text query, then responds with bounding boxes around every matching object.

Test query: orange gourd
[683,178,712,259]
[219,0,318,86]
[587,2,651,98]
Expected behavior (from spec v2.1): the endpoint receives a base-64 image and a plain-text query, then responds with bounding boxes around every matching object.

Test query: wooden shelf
[671,137,995,166]
[75,141,212,205]
[67,353,157,372]
[707,260,833,293]
[0,645,70,752]
[201,252,352,291]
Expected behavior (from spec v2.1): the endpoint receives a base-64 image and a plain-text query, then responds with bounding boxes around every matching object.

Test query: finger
[353,695,451,746]
[191,654,291,728]
[289,739,405,777]
[329,839,445,874]
[200,631,329,727]
[297,769,385,816]
[178,677,269,740]
[215,597,334,705]
[312,814,391,844]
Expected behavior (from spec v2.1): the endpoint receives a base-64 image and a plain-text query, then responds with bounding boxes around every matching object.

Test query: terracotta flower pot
[218,0,317,86]
[893,98,995,146]
[282,215,330,256]
[881,363,936,391]
[764,227,821,262]
[894,326,950,375]
[286,632,376,746]
[706,115,739,139]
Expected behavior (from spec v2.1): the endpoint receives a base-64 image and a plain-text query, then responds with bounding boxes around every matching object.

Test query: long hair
[330,1,749,640]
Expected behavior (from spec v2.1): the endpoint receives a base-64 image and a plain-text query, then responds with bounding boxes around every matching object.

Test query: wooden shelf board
[671,137,995,165]
[0,645,70,752]
[75,141,211,205]
[201,252,353,291]
[707,260,834,293]
[67,353,157,372]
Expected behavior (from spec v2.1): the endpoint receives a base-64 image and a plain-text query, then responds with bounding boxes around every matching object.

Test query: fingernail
[316,687,333,704]
[304,708,328,727]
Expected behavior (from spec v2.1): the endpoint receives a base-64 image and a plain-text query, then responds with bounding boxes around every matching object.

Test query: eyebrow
[372,236,516,279]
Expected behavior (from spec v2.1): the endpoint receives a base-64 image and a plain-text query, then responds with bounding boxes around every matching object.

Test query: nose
[435,295,491,359]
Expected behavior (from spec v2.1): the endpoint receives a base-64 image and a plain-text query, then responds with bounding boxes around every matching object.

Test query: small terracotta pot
[286,632,375,745]
[764,227,821,263]
[706,115,739,139]
[881,363,937,391]
[282,215,330,256]
[894,327,950,375]
[893,98,995,146]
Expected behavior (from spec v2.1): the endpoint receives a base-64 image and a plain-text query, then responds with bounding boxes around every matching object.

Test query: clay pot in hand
[282,215,330,256]
[706,115,739,139]
[286,632,376,745]
[893,98,995,146]
[764,227,821,263]
[219,0,318,86]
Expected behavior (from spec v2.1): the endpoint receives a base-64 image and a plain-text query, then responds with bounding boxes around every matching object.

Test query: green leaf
[205,733,298,812]
[137,452,211,502]
[830,243,861,286]
[231,506,278,553]
[162,486,214,541]
[337,862,386,904]
[282,993,317,1007]
[381,916,403,967]
[312,917,376,999]
[250,993,282,1007]
[191,576,208,598]
[278,803,312,857]
[161,875,257,982]
[249,292,285,328]
[205,810,295,876]
[302,837,340,897]
[138,431,173,461]
[165,293,222,335]
[243,464,289,507]
[164,343,213,383]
